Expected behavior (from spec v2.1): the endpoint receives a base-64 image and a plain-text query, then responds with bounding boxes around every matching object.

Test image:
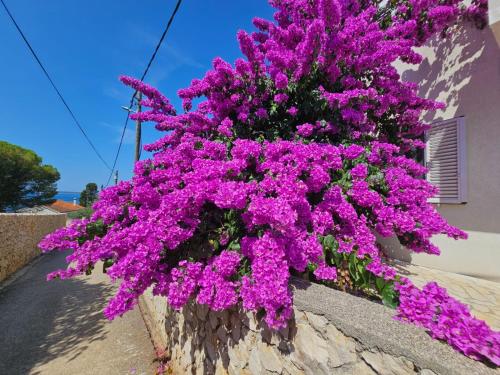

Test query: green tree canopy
[79,182,98,207]
[0,141,60,211]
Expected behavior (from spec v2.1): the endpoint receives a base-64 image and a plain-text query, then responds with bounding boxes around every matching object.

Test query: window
[425,117,467,204]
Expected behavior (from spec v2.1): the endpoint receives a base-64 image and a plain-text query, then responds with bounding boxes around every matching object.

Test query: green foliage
[67,207,94,219]
[0,141,60,211]
[79,182,99,207]
[319,234,399,308]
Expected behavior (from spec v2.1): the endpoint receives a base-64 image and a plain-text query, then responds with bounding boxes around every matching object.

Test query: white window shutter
[425,117,467,204]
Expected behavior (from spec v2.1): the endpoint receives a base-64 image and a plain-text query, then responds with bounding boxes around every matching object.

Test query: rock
[419,370,437,375]
[230,316,241,342]
[203,358,215,374]
[197,304,209,321]
[258,343,284,373]
[304,311,328,334]
[261,327,283,347]
[282,358,304,375]
[217,325,228,342]
[324,325,357,368]
[278,325,290,341]
[205,339,218,363]
[245,311,259,331]
[294,309,308,325]
[335,360,377,375]
[361,351,415,375]
[243,328,257,348]
[228,343,250,369]
[209,312,219,330]
[248,348,263,374]
[215,361,229,375]
[180,335,194,369]
[290,323,331,375]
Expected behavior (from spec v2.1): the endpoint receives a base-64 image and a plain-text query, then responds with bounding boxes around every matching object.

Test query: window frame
[424,116,468,204]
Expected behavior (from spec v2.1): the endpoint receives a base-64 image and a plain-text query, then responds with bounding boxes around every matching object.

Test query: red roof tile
[48,200,85,213]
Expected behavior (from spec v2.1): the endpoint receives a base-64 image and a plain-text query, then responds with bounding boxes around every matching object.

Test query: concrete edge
[290,277,498,375]
[138,295,168,353]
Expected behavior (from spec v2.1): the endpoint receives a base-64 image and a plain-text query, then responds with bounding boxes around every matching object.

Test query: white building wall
[387,21,500,282]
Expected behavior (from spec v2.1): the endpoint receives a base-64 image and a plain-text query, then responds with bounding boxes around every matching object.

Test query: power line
[105,0,183,186]
[0,0,112,172]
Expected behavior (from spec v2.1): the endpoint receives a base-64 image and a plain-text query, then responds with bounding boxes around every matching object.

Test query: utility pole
[134,91,142,163]
[114,170,118,185]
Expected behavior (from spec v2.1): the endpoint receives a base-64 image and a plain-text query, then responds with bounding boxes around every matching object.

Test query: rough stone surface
[0,213,66,282]
[139,277,499,375]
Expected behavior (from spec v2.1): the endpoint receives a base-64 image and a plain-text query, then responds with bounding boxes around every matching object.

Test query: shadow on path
[0,251,114,374]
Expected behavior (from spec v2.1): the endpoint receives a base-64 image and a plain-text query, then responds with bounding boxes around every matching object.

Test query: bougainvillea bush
[40,0,498,365]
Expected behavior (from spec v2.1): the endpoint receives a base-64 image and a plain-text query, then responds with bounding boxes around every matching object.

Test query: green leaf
[85,264,94,276]
[229,241,240,250]
[348,261,360,282]
[102,259,114,274]
[323,235,335,249]
[381,284,398,309]
[375,277,385,292]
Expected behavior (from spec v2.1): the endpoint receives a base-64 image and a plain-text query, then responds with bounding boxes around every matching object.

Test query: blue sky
[0,0,274,191]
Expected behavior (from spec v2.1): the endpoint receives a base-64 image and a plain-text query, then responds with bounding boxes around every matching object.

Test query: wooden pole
[134,91,142,163]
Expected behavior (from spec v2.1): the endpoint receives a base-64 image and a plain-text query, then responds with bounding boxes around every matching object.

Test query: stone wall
[139,278,498,375]
[0,213,66,282]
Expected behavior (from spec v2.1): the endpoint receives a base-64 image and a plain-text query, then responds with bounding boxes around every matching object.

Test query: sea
[55,191,80,203]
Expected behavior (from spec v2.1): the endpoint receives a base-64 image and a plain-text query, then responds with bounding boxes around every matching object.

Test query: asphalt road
[0,251,157,375]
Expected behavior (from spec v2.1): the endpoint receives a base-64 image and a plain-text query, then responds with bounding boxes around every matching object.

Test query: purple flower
[287,106,298,116]
[274,72,289,89]
[297,123,314,137]
[38,0,492,364]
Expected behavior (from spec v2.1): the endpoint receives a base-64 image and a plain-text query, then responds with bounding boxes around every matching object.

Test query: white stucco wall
[388,21,500,281]
[489,0,500,45]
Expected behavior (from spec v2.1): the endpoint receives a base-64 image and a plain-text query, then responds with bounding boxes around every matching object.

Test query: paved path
[0,251,157,375]
[389,259,500,330]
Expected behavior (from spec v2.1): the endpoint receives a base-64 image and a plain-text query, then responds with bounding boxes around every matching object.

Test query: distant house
[46,200,84,214]
[15,199,83,215]
[15,205,61,215]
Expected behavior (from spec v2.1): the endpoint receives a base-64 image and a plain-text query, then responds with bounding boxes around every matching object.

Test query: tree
[79,182,98,207]
[0,141,60,211]
[40,0,497,364]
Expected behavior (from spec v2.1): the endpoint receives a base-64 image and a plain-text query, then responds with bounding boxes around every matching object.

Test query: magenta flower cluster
[396,280,500,365]
[39,0,497,364]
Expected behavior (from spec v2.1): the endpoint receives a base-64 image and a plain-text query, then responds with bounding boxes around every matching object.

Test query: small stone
[294,308,308,325]
[245,311,259,331]
[228,343,250,368]
[209,312,219,330]
[205,339,217,363]
[258,343,283,373]
[278,325,290,341]
[304,311,328,334]
[290,323,330,375]
[248,348,263,374]
[217,325,228,342]
[215,361,229,375]
[419,370,437,375]
[277,339,292,354]
[197,304,209,320]
[231,317,241,342]
[282,358,304,375]
[361,351,415,375]
[324,325,357,368]
[220,310,230,328]
[203,358,215,374]
[339,360,377,375]
[227,364,240,375]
